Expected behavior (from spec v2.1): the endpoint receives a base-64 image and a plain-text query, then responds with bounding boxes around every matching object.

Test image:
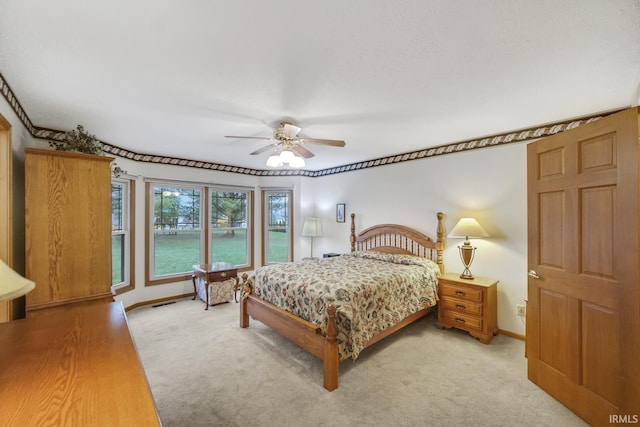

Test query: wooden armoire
[25,148,113,310]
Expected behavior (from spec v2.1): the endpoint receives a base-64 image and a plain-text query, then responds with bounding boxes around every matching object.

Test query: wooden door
[527,107,640,426]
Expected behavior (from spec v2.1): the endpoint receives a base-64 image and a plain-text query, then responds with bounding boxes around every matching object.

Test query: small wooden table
[192,262,239,310]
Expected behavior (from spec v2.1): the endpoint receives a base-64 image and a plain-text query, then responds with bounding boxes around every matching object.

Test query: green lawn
[112,235,123,285]
[154,231,201,276]
[266,230,289,263]
[113,230,290,283]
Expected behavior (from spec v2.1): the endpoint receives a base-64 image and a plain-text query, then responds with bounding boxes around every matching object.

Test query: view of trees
[111,184,123,231]
[153,187,201,230]
[211,191,247,236]
[267,192,289,229]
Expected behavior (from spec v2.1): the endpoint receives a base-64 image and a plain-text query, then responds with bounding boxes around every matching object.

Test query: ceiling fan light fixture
[228,121,344,169]
[279,149,295,162]
[266,153,284,168]
[288,155,305,168]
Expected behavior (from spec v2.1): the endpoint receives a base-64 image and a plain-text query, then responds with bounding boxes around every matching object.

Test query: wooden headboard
[349,212,444,274]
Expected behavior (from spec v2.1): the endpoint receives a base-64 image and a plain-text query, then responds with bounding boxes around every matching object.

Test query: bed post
[323,305,339,391]
[240,273,250,328]
[350,213,356,252]
[436,212,444,274]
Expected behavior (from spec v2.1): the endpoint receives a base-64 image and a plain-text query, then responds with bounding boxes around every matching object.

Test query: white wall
[301,143,529,336]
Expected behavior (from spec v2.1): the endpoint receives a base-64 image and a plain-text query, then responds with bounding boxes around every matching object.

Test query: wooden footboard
[240,279,339,391]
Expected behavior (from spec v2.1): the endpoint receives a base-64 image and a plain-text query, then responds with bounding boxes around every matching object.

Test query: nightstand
[323,253,341,258]
[437,273,498,344]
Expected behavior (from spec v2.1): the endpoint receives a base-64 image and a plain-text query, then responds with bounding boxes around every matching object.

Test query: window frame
[261,188,293,265]
[207,187,253,269]
[146,180,254,286]
[111,178,135,294]
[146,182,204,285]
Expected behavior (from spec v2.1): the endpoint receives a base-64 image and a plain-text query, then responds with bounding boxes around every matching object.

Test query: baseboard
[124,293,193,312]
[498,329,525,341]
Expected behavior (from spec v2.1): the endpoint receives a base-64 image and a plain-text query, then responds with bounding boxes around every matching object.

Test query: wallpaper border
[1,71,612,178]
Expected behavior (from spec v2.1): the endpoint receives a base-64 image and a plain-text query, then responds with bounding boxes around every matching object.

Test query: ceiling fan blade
[250,142,281,155]
[225,135,274,141]
[282,123,301,139]
[292,144,315,158]
[299,138,346,147]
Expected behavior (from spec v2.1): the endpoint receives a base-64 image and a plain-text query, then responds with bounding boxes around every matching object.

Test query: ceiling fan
[225,122,346,167]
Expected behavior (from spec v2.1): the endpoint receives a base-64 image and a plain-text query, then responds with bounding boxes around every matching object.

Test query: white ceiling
[1,1,639,171]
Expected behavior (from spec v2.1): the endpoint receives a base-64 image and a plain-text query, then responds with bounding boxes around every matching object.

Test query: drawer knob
[456,304,466,310]
[455,290,466,296]
[221,272,227,277]
[455,317,466,324]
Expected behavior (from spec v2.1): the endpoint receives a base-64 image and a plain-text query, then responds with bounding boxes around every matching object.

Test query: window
[147,182,254,285]
[210,190,251,267]
[150,184,203,280]
[262,189,292,264]
[111,180,131,288]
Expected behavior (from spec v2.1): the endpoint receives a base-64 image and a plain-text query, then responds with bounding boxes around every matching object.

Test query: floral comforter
[245,251,440,360]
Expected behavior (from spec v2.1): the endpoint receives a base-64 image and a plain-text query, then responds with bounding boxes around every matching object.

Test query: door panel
[582,302,618,405]
[580,186,615,279]
[527,108,640,426]
[538,191,565,269]
[538,289,574,376]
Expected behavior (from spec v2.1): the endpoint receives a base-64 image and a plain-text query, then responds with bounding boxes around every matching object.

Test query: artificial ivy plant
[49,124,125,177]
[49,124,103,155]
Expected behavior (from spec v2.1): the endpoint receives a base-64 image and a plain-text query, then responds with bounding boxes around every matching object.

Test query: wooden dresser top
[0,301,160,426]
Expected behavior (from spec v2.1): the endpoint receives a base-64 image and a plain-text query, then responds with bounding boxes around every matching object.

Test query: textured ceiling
[1,1,639,171]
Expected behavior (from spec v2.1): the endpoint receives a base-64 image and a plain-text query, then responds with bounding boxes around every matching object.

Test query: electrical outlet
[516,304,526,317]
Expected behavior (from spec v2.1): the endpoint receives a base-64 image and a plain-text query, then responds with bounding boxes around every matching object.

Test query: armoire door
[526,107,640,426]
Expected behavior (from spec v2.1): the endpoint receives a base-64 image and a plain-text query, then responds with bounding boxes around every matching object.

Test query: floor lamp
[302,217,322,258]
[447,218,490,279]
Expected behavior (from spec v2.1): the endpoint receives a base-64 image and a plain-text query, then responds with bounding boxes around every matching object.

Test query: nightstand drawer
[441,298,483,316]
[441,310,483,331]
[440,283,483,302]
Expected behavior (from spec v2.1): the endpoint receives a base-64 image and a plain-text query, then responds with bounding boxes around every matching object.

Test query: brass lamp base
[458,241,476,280]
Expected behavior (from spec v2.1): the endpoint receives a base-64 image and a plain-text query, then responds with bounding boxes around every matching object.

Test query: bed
[240,212,444,391]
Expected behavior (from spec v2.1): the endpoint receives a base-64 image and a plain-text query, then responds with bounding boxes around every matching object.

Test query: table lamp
[0,259,36,301]
[447,218,489,279]
[302,217,322,258]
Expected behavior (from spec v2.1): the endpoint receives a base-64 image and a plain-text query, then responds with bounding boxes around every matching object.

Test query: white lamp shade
[0,259,36,301]
[302,217,322,237]
[448,218,490,239]
[288,155,305,168]
[266,153,283,168]
[279,149,295,163]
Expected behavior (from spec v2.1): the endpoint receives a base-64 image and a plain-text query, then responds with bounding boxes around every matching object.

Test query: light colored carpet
[127,298,588,427]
